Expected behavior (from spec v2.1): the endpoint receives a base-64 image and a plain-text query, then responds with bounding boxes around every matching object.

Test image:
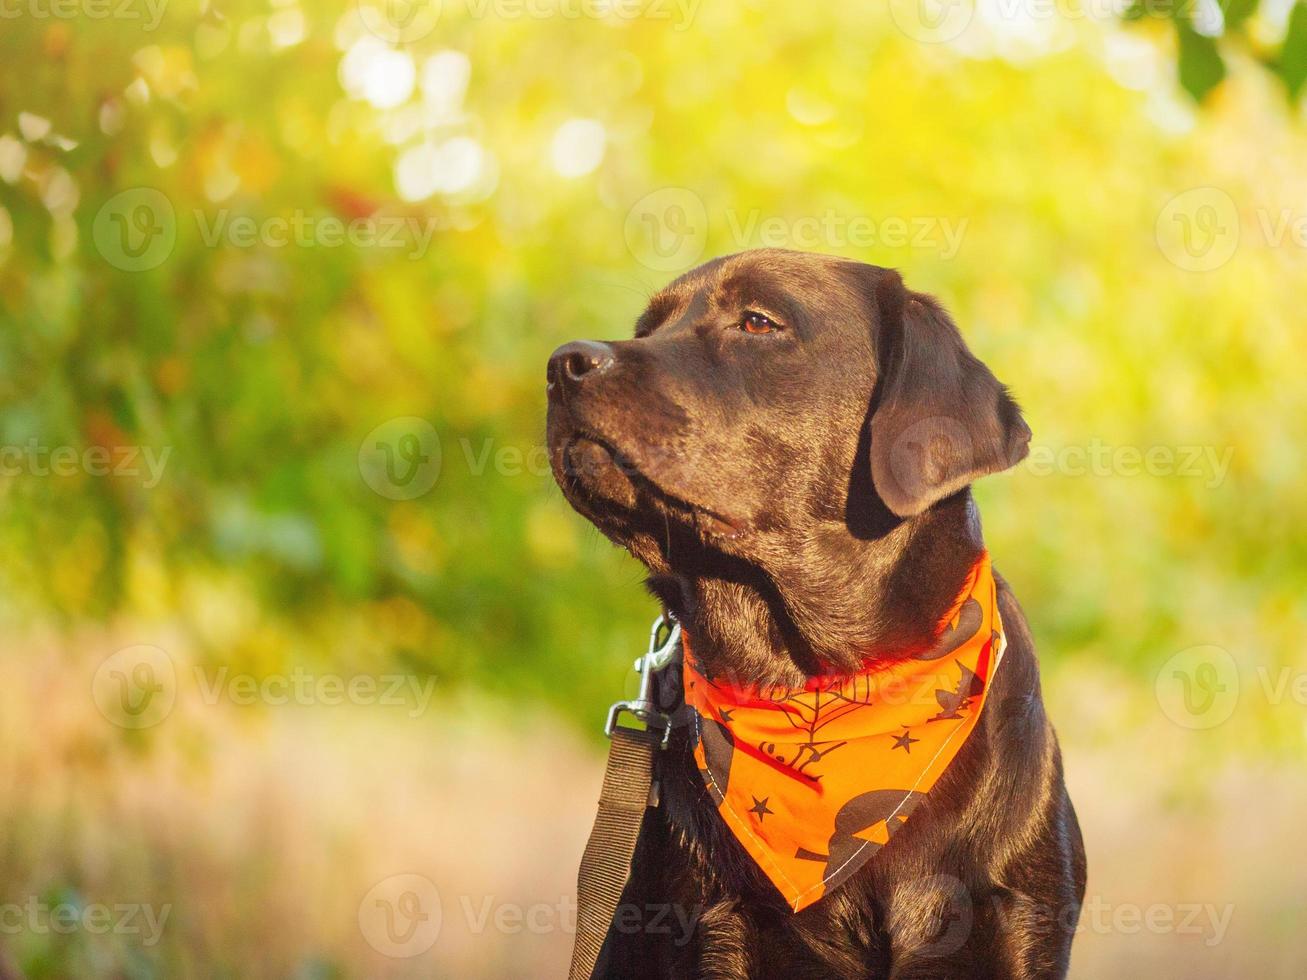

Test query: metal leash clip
[604,613,681,749]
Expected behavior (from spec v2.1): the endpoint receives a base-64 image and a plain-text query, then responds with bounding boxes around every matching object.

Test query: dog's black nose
[547,340,615,392]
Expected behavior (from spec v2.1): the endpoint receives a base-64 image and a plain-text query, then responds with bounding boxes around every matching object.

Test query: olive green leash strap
[569,615,682,980]
[568,725,661,980]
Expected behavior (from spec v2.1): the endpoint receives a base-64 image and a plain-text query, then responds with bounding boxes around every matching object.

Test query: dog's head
[546,249,1029,676]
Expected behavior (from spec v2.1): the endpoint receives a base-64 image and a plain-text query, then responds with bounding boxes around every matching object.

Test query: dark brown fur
[546,249,1086,978]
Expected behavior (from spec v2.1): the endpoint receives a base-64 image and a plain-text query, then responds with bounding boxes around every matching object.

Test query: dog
[546,249,1086,978]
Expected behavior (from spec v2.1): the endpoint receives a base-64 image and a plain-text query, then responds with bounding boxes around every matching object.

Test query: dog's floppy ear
[868,270,1030,518]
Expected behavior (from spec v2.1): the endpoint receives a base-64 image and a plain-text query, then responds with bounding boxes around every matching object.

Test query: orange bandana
[682,552,1005,912]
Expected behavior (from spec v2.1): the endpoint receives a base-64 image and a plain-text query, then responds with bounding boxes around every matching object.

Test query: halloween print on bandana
[683,551,1007,912]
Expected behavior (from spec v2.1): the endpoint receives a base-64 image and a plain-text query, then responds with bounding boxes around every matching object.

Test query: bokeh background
[2,0,1306,976]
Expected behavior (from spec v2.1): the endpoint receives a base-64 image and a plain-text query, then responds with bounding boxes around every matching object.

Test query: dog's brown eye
[741,311,777,335]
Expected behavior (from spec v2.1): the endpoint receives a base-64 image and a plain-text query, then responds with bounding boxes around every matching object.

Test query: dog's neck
[650,491,985,688]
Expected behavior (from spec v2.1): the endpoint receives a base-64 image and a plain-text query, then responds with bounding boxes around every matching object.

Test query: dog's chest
[603,745,902,978]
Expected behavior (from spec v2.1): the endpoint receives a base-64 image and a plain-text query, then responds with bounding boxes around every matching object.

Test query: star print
[719,707,735,724]
[748,796,774,821]
[892,730,919,753]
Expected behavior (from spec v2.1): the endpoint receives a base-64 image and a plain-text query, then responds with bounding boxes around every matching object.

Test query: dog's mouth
[554,432,751,545]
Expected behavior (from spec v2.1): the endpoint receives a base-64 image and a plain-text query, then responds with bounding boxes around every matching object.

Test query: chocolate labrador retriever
[545,249,1086,978]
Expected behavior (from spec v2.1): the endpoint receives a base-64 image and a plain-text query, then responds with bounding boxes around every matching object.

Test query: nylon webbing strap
[568,726,660,980]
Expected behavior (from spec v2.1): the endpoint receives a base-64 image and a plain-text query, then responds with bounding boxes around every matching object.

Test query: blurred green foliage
[1125,0,1307,102]
[0,0,1304,741]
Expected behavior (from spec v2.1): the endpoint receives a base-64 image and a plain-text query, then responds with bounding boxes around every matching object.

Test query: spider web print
[698,668,918,781]
[760,673,902,779]
[698,649,989,782]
